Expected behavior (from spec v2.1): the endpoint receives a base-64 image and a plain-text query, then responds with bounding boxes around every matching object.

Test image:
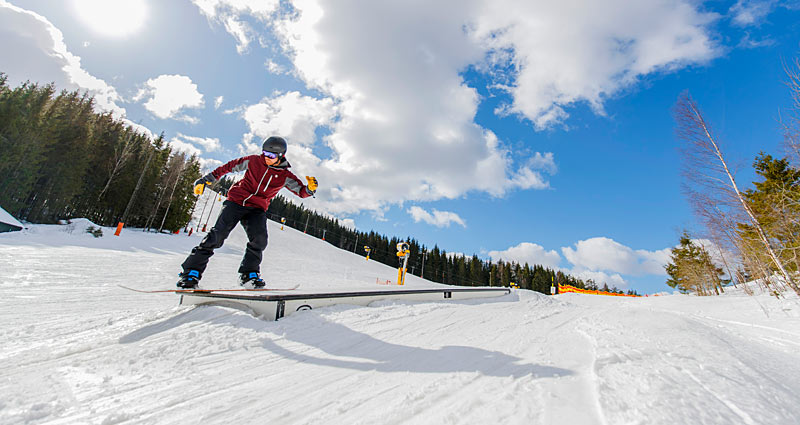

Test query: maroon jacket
[209,155,314,210]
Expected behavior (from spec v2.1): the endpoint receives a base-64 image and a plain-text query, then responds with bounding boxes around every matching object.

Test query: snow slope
[2,196,800,424]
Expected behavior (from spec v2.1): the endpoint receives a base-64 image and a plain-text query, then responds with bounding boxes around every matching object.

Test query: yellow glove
[193,174,214,195]
[306,176,318,192]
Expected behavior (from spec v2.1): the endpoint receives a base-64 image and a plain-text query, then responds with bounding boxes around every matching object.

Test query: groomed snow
[2,193,800,424]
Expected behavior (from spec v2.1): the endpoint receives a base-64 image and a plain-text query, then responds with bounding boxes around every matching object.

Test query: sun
[73,0,147,37]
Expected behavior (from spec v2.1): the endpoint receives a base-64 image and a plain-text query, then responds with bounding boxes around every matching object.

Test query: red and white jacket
[209,155,314,211]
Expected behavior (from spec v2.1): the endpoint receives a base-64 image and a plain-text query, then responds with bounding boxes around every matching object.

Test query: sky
[1,0,799,294]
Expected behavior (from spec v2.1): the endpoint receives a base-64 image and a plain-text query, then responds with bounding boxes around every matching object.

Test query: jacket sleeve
[210,156,252,181]
[283,171,314,198]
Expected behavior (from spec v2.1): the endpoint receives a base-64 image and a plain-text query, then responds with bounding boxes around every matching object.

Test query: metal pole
[304,216,309,233]
[196,191,212,229]
[203,193,218,231]
[401,252,409,285]
[353,234,358,252]
[185,194,199,232]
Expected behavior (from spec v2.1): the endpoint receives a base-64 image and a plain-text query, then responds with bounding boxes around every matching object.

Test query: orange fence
[557,283,640,297]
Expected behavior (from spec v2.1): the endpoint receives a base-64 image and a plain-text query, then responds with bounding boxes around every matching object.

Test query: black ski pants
[181,200,268,276]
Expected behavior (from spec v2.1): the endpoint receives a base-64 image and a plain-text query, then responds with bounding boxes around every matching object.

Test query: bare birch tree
[97,128,137,200]
[144,154,185,231]
[157,155,188,233]
[675,92,799,296]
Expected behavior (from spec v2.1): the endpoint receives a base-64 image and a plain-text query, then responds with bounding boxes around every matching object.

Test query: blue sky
[2,0,799,293]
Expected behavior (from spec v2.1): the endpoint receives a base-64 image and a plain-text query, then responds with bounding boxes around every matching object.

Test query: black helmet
[262,136,287,156]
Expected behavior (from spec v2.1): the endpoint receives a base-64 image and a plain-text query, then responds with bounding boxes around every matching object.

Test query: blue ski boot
[239,272,266,289]
[177,270,201,289]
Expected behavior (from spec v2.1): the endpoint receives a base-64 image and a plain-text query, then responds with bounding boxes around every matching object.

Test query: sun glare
[73,0,147,37]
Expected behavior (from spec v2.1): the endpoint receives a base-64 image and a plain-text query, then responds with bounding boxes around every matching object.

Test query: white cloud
[264,1,563,214]
[487,236,674,288]
[470,0,719,129]
[192,0,280,53]
[407,206,466,228]
[506,152,558,189]
[200,158,224,173]
[265,59,288,74]
[527,152,558,174]
[223,15,250,53]
[487,242,561,268]
[561,237,671,276]
[737,32,776,49]
[194,0,719,215]
[0,1,125,117]
[445,251,467,259]
[167,138,202,157]
[730,0,776,26]
[172,133,221,153]
[337,217,356,230]
[240,91,337,151]
[134,74,205,123]
[244,91,336,148]
[214,96,224,109]
[123,120,155,140]
[571,270,629,289]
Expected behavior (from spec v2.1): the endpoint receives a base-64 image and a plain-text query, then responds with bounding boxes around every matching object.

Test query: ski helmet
[262,136,287,156]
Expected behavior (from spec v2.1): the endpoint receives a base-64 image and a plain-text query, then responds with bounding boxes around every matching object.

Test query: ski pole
[197,192,212,231]
[203,193,220,231]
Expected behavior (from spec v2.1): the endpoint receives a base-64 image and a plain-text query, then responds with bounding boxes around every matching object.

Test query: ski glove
[193,173,216,195]
[305,176,318,192]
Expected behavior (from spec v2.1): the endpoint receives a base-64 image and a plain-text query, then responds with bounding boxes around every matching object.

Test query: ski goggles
[262,151,281,159]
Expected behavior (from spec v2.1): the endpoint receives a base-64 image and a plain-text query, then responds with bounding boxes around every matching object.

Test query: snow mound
[58,218,104,236]
[0,205,23,228]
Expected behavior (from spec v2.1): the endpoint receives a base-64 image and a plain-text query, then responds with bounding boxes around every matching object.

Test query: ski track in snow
[2,205,800,424]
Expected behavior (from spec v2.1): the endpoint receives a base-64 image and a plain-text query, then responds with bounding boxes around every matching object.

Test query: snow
[0,205,23,229]
[2,194,800,424]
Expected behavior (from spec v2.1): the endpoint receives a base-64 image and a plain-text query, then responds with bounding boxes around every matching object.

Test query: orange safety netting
[557,284,640,297]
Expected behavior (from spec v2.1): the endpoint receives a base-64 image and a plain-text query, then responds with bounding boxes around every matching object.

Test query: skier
[177,136,318,289]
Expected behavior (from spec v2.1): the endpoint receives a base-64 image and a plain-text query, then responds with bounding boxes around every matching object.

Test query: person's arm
[211,156,252,180]
[194,156,252,195]
[284,172,316,198]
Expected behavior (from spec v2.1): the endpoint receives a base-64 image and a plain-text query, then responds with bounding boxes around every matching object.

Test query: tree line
[266,194,590,294]
[0,73,201,231]
[667,59,800,297]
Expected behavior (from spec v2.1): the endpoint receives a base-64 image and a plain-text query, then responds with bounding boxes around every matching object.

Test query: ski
[118,284,300,294]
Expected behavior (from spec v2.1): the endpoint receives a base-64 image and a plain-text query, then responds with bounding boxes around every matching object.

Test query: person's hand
[306,176,318,192]
[193,174,215,195]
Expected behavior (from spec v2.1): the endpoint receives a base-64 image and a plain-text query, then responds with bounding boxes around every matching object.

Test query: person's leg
[181,201,246,275]
[238,208,268,274]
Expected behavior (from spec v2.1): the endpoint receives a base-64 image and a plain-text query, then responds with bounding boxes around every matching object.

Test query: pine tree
[665,232,729,295]
[739,153,800,277]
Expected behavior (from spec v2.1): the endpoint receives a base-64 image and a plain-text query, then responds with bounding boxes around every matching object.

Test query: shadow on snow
[120,300,572,380]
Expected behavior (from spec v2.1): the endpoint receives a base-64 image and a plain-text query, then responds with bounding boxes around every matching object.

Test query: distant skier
[177,136,318,289]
